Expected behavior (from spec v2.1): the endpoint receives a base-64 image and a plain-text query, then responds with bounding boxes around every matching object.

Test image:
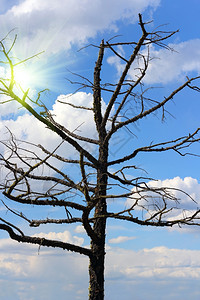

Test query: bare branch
[105,76,200,143]
[57,99,93,111]
[93,40,104,133]
[3,191,86,210]
[38,144,95,168]
[104,211,200,227]
[102,14,148,128]
[29,217,84,227]
[0,224,92,257]
[0,16,200,298]
[108,127,200,166]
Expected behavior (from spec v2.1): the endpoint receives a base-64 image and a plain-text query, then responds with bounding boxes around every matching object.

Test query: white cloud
[33,230,84,246]
[0,92,97,139]
[108,235,136,244]
[108,39,200,85]
[0,0,160,56]
[0,238,200,299]
[0,92,100,195]
[74,225,86,234]
[146,177,200,209]
[138,39,200,84]
[106,246,200,280]
[52,92,98,140]
[0,92,98,156]
[0,99,22,117]
[125,176,200,234]
[127,176,200,212]
[0,238,88,300]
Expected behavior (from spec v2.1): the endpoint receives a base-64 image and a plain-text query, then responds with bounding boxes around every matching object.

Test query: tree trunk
[89,205,106,300]
[89,141,108,300]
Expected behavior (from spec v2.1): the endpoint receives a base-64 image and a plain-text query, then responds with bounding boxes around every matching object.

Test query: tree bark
[89,202,106,300]
[89,140,108,300]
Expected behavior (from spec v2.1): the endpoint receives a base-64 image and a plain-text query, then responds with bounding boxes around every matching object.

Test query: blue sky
[0,0,200,299]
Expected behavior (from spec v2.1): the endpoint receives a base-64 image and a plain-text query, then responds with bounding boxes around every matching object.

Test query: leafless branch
[0,223,92,256]
[0,15,200,298]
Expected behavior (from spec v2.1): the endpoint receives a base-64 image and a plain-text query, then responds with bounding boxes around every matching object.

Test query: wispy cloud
[127,176,200,208]
[108,235,136,244]
[74,225,86,234]
[0,239,200,299]
[108,39,200,84]
[0,0,160,56]
[0,238,88,300]
[0,92,98,153]
[126,176,200,232]
[106,246,200,280]
[33,230,84,246]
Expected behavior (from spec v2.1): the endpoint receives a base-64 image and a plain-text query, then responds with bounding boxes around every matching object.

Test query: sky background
[0,0,200,299]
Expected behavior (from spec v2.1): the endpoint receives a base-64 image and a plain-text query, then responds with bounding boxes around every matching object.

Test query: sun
[14,64,36,90]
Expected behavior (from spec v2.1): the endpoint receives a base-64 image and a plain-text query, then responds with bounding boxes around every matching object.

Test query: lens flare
[14,65,35,90]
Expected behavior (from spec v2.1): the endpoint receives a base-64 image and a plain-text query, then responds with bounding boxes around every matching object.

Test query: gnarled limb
[0,223,92,257]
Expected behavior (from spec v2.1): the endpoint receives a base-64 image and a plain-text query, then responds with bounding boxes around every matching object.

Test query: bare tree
[0,14,200,300]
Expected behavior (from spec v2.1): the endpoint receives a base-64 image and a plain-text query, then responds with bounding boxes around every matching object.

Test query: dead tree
[0,15,200,300]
